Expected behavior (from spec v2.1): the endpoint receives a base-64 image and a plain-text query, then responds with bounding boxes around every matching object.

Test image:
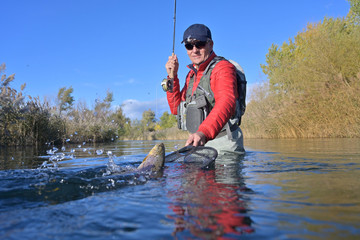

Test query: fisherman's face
[185,39,213,67]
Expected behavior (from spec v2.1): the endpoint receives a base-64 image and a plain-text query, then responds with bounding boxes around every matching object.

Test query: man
[164,23,245,154]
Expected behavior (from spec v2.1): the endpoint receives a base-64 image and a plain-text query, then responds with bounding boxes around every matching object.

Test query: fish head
[137,143,165,172]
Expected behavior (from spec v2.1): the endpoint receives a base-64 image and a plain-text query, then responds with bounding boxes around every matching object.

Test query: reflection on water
[166,154,254,238]
[0,138,359,239]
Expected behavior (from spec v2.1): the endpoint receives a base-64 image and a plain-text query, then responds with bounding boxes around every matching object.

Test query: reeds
[242,16,360,138]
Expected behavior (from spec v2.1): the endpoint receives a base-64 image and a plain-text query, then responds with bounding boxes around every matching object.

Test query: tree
[141,109,156,132]
[1,63,64,146]
[110,106,132,136]
[0,63,26,144]
[159,111,177,129]
[261,16,360,95]
[57,86,74,115]
[348,0,360,18]
[250,9,360,138]
[94,89,113,118]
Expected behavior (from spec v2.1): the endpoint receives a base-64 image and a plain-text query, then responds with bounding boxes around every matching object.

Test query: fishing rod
[172,0,176,54]
[161,0,177,92]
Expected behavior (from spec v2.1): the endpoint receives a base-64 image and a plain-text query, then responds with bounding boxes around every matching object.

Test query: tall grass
[242,15,360,138]
[242,77,360,138]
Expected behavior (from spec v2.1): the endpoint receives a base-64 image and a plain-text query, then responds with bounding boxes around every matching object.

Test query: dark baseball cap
[182,24,212,43]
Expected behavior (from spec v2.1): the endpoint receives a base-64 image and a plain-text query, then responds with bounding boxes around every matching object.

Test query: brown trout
[137,143,165,172]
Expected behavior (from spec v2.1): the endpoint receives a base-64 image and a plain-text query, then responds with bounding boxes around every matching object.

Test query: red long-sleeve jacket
[167,52,238,141]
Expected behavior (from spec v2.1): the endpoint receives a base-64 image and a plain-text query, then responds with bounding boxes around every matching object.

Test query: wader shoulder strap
[186,74,196,103]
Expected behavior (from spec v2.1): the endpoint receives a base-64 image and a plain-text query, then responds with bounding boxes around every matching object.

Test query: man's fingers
[185,133,205,147]
[185,137,193,146]
[168,54,177,62]
[185,133,196,146]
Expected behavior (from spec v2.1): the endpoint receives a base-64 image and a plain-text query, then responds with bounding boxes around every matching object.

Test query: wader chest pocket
[177,102,187,130]
[185,95,208,133]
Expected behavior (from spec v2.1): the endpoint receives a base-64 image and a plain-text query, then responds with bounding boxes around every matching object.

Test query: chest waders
[177,57,242,140]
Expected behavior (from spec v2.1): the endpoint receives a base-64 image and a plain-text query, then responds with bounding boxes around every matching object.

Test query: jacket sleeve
[198,60,237,141]
[166,75,187,115]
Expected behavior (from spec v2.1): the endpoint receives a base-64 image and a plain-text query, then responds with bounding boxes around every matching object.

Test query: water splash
[96,149,104,155]
[103,151,122,176]
[38,153,65,170]
[46,147,59,155]
[39,147,75,170]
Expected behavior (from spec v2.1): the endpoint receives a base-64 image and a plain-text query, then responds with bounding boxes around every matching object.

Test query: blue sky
[1,0,350,120]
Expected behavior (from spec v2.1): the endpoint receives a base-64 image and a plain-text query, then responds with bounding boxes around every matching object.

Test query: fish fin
[141,155,148,163]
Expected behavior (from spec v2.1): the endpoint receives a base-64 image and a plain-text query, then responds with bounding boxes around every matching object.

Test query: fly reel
[161,78,174,92]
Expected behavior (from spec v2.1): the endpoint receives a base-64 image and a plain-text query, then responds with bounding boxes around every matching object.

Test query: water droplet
[138,175,146,183]
[109,179,115,187]
[39,161,48,169]
[46,149,55,155]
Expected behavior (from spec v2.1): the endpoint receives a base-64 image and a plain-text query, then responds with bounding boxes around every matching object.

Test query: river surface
[0,138,359,239]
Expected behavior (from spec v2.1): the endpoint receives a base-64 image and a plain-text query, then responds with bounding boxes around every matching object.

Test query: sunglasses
[184,41,207,50]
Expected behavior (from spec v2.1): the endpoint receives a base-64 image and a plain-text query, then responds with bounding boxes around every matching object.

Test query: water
[0,139,359,239]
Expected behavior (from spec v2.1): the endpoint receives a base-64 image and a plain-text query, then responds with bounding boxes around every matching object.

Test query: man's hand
[185,132,207,147]
[165,54,179,79]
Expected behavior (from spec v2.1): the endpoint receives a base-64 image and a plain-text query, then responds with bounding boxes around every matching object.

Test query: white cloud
[120,97,170,120]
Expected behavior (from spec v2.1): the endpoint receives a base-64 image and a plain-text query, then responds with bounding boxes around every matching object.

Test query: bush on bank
[242,6,360,138]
